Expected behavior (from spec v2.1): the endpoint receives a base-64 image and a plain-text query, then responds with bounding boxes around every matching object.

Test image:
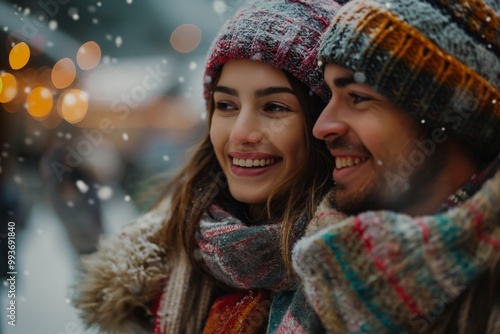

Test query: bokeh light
[58,89,89,124]
[76,41,101,70]
[9,42,30,70]
[27,87,53,118]
[52,58,76,89]
[0,73,18,103]
[170,24,201,53]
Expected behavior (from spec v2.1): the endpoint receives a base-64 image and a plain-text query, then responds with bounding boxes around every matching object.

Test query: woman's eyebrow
[256,86,296,97]
[213,86,238,96]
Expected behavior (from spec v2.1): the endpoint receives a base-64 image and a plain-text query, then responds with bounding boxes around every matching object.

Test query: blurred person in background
[292,0,500,333]
[73,0,341,333]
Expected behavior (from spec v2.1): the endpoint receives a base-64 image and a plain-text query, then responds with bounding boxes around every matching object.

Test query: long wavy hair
[156,67,334,274]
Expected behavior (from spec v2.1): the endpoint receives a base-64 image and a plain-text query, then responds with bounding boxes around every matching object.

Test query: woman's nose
[229,110,263,145]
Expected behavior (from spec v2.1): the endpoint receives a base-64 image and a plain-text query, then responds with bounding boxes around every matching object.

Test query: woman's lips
[229,154,281,177]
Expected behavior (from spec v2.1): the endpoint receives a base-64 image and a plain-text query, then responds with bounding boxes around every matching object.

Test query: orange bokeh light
[58,89,89,124]
[9,42,31,70]
[0,73,18,104]
[170,24,201,53]
[52,58,77,89]
[76,41,101,70]
[27,87,53,118]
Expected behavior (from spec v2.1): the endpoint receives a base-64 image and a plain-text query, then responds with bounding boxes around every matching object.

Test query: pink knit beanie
[203,0,341,103]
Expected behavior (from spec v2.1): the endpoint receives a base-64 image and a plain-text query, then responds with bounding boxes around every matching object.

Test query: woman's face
[210,60,307,206]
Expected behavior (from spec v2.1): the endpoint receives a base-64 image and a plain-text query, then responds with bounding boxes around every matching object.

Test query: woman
[73,1,341,333]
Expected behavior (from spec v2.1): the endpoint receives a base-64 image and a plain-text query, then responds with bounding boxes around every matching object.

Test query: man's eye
[348,93,370,104]
[264,103,291,112]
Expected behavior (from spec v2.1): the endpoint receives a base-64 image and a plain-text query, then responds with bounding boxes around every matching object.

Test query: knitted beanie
[203,0,341,103]
[319,0,500,156]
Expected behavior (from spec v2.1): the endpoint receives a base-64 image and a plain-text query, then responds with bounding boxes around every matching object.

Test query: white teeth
[232,157,275,167]
[335,156,366,170]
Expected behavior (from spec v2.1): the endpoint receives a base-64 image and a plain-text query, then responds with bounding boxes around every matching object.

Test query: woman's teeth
[232,157,275,167]
[335,156,367,169]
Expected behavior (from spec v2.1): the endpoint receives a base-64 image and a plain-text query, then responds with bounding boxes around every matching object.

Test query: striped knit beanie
[319,0,500,156]
[203,0,341,103]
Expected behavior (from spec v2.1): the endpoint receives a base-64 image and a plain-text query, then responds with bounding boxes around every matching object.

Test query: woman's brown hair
[156,67,334,274]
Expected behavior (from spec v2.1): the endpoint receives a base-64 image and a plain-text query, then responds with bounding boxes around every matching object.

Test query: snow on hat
[203,0,341,103]
[319,0,500,156]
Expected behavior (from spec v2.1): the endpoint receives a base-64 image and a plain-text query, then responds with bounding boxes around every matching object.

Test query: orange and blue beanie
[319,0,500,156]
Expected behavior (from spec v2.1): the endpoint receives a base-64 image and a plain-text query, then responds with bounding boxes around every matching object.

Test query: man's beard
[328,136,448,216]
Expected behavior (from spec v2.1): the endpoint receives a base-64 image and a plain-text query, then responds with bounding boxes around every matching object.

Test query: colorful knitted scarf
[293,156,500,333]
[196,203,319,333]
[197,157,499,333]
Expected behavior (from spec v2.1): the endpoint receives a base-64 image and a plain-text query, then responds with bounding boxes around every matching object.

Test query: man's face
[314,64,445,215]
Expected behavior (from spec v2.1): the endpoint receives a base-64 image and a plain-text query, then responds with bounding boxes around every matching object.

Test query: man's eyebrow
[213,86,238,96]
[333,76,356,88]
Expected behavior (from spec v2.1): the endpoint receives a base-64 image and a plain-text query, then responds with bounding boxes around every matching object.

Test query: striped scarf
[293,156,500,333]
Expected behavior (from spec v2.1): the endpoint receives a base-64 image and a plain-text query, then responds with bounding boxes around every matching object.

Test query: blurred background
[0,0,248,332]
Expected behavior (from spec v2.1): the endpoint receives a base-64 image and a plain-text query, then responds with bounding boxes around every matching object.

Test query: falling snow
[115,36,123,48]
[97,186,113,200]
[122,132,129,141]
[213,0,227,16]
[76,180,89,193]
[124,195,131,202]
[48,20,58,30]
[163,155,169,161]
[354,72,366,83]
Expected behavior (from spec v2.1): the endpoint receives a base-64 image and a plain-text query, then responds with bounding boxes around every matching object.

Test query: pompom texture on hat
[203,0,341,103]
[319,0,500,156]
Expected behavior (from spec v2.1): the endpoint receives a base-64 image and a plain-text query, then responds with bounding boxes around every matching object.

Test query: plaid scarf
[293,155,500,333]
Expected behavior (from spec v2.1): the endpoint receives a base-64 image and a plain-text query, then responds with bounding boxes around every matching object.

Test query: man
[292,0,500,333]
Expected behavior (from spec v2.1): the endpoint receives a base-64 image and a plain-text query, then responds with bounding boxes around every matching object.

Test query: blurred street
[0,0,244,332]
[2,185,137,334]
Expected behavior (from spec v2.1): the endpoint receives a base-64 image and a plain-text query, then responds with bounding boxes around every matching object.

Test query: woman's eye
[348,93,370,104]
[215,102,236,111]
[264,103,291,112]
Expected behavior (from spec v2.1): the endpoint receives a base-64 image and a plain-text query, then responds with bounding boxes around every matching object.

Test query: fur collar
[73,203,170,333]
